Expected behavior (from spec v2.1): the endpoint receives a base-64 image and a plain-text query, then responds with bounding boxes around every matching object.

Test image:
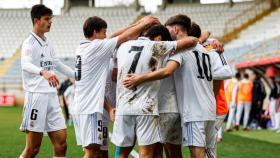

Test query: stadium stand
[225,8,280,64]
[153,1,257,38]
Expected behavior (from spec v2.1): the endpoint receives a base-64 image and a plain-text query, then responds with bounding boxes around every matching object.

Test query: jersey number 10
[193,51,212,81]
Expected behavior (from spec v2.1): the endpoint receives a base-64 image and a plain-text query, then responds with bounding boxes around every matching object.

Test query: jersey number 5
[193,51,212,81]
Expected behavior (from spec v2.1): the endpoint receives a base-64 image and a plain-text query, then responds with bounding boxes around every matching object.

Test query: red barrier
[0,95,15,107]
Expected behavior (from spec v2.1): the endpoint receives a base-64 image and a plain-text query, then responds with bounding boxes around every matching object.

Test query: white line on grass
[109,132,139,158]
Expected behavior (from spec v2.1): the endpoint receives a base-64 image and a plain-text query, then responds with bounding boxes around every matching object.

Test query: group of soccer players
[19,4,233,158]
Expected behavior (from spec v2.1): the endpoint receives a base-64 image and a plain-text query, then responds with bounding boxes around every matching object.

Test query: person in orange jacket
[233,73,253,130]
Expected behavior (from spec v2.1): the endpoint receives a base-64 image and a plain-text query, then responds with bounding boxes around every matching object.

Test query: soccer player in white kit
[123,15,232,158]
[73,16,160,158]
[100,57,117,158]
[112,24,198,158]
[19,4,75,158]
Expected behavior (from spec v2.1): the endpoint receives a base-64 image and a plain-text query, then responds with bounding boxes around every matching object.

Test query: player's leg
[189,147,205,158]
[48,129,67,157]
[159,114,183,158]
[269,99,276,128]
[20,131,43,158]
[243,103,252,130]
[115,146,134,158]
[207,116,226,158]
[46,93,67,157]
[79,113,103,158]
[225,104,236,131]
[19,92,48,158]
[154,143,164,158]
[139,144,158,158]
[182,122,207,158]
[136,115,161,158]
[165,143,182,158]
[111,115,136,158]
[235,103,244,129]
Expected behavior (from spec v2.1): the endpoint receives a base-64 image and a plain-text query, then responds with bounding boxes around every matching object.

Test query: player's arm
[210,51,233,80]
[123,61,179,89]
[54,58,75,79]
[104,98,116,122]
[115,16,160,47]
[109,22,139,38]
[198,31,211,44]
[21,45,59,87]
[174,37,198,53]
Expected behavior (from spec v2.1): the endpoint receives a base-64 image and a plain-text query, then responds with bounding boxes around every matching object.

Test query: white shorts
[77,113,103,148]
[100,113,109,151]
[20,92,66,133]
[182,121,216,148]
[159,113,182,145]
[72,114,82,146]
[111,115,161,147]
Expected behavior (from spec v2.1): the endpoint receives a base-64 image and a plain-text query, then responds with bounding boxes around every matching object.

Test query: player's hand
[109,108,116,122]
[123,74,144,90]
[41,71,60,87]
[212,40,224,54]
[140,16,160,26]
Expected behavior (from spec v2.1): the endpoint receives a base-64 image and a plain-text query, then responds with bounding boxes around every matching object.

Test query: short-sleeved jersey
[116,37,177,116]
[74,37,118,115]
[158,55,178,113]
[21,32,56,93]
[169,44,232,123]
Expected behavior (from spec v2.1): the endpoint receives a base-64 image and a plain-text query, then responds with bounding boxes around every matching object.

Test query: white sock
[19,156,24,158]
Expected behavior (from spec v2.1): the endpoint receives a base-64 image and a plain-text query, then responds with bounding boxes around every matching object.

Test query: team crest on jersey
[30,121,34,128]
[98,134,102,140]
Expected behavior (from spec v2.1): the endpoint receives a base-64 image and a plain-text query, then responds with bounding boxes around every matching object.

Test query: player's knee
[54,142,67,155]
[26,145,40,156]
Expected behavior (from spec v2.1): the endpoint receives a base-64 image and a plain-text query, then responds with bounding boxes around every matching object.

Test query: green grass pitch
[0,107,280,158]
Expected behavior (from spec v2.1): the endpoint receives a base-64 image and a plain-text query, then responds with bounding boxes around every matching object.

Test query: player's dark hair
[189,22,201,38]
[83,16,107,38]
[31,4,53,25]
[145,25,173,41]
[235,72,241,79]
[165,14,191,34]
[244,73,249,79]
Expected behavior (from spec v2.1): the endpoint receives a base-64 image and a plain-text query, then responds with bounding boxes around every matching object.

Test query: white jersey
[64,85,76,114]
[74,37,118,115]
[116,37,177,116]
[158,55,178,113]
[104,58,117,119]
[169,44,233,123]
[21,32,74,93]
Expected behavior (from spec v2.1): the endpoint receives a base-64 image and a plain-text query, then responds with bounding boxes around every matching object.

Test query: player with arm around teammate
[73,15,160,158]
[123,14,233,158]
